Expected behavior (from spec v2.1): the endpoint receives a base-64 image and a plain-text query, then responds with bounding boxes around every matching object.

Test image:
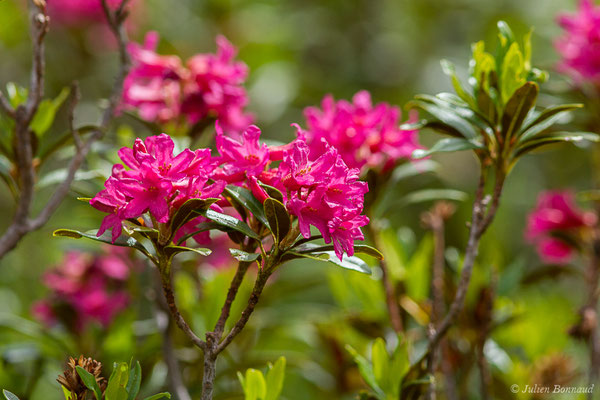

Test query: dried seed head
[57,355,106,400]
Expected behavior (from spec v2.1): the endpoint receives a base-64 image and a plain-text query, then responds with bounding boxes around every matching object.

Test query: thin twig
[213,260,251,339]
[0,91,15,118]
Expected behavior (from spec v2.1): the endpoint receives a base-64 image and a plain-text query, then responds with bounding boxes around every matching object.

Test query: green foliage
[237,357,286,400]
[409,21,597,171]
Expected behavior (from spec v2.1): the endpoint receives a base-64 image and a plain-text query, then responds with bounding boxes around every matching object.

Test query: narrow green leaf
[265,357,286,400]
[229,248,260,262]
[520,103,583,141]
[394,189,468,208]
[30,87,70,136]
[500,42,525,103]
[224,185,269,227]
[53,229,152,258]
[513,131,600,158]
[371,339,392,396]
[2,390,19,400]
[345,345,385,399]
[320,251,372,275]
[440,59,474,107]
[142,393,171,400]
[126,361,142,400]
[105,362,129,400]
[497,21,515,43]
[295,243,383,260]
[501,81,538,143]
[61,386,73,400]
[408,99,478,139]
[244,369,267,400]
[202,209,261,240]
[164,245,212,259]
[264,198,290,244]
[176,221,232,245]
[412,138,483,159]
[75,367,103,400]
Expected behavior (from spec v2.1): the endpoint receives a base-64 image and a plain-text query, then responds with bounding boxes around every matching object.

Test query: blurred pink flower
[47,0,122,26]
[122,33,252,134]
[32,248,134,331]
[526,191,596,263]
[302,91,421,172]
[556,0,600,84]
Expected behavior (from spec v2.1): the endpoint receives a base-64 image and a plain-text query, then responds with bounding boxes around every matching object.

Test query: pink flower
[526,191,597,263]
[90,133,225,241]
[301,91,421,172]
[556,0,600,85]
[280,139,369,260]
[181,36,253,133]
[32,248,134,331]
[47,0,122,26]
[212,123,270,183]
[121,32,186,123]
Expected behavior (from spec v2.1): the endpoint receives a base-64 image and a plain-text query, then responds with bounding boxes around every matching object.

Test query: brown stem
[365,222,403,333]
[213,261,251,338]
[0,0,130,260]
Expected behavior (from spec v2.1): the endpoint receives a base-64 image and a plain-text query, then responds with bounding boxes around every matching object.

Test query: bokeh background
[0,0,596,399]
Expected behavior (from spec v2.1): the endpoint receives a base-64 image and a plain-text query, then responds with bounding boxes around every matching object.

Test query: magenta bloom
[32,248,133,331]
[526,191,596,263]
[556,0,600,84]
[181,36,253,133]
[302,91,421,172]
[90,133,225,241]
[47,0,123,26]
[280,138,369,260]
[121,32,185,124]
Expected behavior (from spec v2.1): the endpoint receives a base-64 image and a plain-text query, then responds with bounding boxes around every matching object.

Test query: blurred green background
[0,0,597,399]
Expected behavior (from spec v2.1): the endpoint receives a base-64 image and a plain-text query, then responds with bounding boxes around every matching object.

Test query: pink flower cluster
[91,133,224,242]
[301,91,421,172]
[32,248,132,331]
[556,0,600,85]
[91,125,370,260]
[526,191,597,263]
[47,0,123,26]
[122,32,253,133]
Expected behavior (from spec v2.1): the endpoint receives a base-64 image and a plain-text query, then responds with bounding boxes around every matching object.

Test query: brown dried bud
[57,355,106,400]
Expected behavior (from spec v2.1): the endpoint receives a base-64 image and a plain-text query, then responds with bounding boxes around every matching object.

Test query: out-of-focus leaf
[75,367,103,400]
[500,81,538,142]
[265,357,286,400]
[513,131,599,158]
[471,41,496,90]
[405,234,433,302]
[440,59,474,107]
[264,198,290,244]
[225,185,269,227]
[520,104,583,141]
[346,345,385,399]
[408,99,478,139]
[6,83,27,108]
[371,339,391,395]
[412,138,483,159]
[36,169,103,189]
[142,394,171,400]
[393,189,467,208]
[243,369,266,400]
[500,42,525,103]
[126,361,142,400]
[2,390,19,400]
[105,362,129,400]
[30,87,70,136]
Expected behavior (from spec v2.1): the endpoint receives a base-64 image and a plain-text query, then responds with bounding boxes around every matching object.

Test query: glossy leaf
[440,59,474,107]
[258,182,284,203]
[170,197,219,236]
[75,366,103,400]
[176,221,232,245]
[520,103,583,141]
[408,99,478,139]
[412,138,483,159]
[2,391,19,400]
[513,131,599,158]
[164,245,212,259]
[500,81,538,142]
[203,209,261,240]
[53,229,152,258]
[224,185,269,227]
[295,242,383,260]
[264,198,290,244]
[229,248,260,262]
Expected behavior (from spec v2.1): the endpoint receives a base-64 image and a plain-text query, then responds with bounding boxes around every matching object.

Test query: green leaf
[224,185,269,227]
[346,345,385,399]
[295,243,383,260]
[408,99,478,139]
[203,209,261,240]
[440,59,474,107]
[6,83,27,108]
[513,131,600,158]
[394,189,468,208]
[126,361,142,400]
[497,21,515,43]
[53,229,152,258]
[372,339,391,394]
[170,198,219,237]
[500,42,525,103]
[471,41,496,90]
[61,386,73,400]
[142,394,171,400]
[229,248,260,262]
[412,138,483,159]
[500,81,538,143]
[265,357,286,400]
[263,198,290,244]
[164,245,212,259]
[258,182,284,203]
[2,390,19,400]
[105,362,129,400]
[75,366,103,400]
[520,103,583,141]
[318,251,372,275]
[30,87,70,136]
[176,221,232,245]
[243,369,267,400]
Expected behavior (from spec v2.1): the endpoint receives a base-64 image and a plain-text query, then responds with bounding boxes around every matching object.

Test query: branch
[0,0,131,259]
[0,91,15,118]
[212,260,251,339]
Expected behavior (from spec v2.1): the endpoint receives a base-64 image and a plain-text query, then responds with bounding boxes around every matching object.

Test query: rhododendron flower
[279,138,369,260]
[121,33,252,133]
[556,0,600,85]
[121,32,186,123]
[302,91,421,172]
[181,36,253,133]
[47,0,122,26]
[32,248,133,331]
[526,191,597,263]
[90,133,225,241]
